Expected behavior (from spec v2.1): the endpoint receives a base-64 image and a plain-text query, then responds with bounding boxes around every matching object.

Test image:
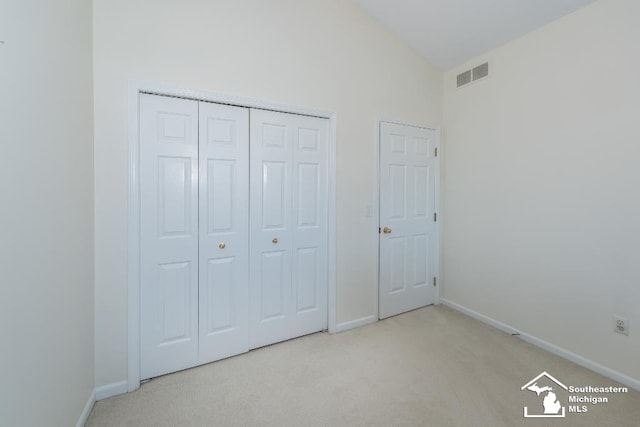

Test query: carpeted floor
[87,305,640,426]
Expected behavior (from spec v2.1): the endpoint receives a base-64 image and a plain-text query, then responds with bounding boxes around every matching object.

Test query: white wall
[0,1,95,426]
[442,0,639,382]
[93,0,442,387]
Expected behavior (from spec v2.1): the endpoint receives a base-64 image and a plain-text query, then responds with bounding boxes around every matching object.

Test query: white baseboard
[335,314,377,333]
[517,332,640,391]
[95,380,129,401]
[76,389,95,427]
[441,298,640,391]
[441,298,519,335]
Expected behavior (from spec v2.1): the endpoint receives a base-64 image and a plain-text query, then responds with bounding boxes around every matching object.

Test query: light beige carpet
[87,306,640,426]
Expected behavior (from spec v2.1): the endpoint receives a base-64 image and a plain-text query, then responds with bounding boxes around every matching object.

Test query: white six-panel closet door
[249,109,329,349]
[140,94,329,378]
[140,94,200,379]
[198,102,250,364]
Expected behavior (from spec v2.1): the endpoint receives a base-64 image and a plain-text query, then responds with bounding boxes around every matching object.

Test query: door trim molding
[375,119,442,321]
[127,80,338,392]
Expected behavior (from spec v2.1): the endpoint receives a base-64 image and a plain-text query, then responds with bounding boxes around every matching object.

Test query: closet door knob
[219,242,226,249]
[272,238,278,244]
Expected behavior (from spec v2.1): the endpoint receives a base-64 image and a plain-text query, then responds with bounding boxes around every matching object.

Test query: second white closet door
[249,109,329,349]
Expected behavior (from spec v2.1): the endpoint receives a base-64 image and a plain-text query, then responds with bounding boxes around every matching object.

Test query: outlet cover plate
[613,315,629,336]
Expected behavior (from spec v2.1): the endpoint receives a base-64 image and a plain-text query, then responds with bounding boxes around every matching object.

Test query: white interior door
[249,109,328,349]
[198,102,249,364]
[140,94,199,379]
[379,122,437,319]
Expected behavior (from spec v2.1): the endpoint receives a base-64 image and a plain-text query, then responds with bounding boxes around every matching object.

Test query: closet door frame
[126,81,337,392]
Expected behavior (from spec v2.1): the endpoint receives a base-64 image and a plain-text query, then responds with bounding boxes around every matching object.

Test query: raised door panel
[140,94,199,379]
[262,161,287,229]
[297,164,319,228]
[205,258,235,332]
[207,159,235,234]
[388,237,407,293]
[413,166,429,219]
[158,157,193,236]
[412,235,429,288]
[158,262,193,343]
[389,164,407,220]
[260,251,287,320]
[296,248,319,313]
[198,102,249,364]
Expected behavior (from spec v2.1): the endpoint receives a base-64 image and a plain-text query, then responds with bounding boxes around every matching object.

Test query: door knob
[383,227,392,234]
[218,242,226,249]
[272,238,278,244]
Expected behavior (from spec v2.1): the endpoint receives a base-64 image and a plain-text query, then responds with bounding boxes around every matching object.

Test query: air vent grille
[456,61,489,88]
[456,70,472,88]
[473,62,489,80]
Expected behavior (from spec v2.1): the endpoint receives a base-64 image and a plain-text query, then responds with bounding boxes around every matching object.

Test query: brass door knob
[383,227,392,234]
[219,242,226,249]
[272,238,278,244]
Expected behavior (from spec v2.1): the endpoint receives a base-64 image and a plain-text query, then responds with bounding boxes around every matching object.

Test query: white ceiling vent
[456,62,489,88]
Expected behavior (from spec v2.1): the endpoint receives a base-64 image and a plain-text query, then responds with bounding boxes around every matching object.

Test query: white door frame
[375,119,441,319]
[127,81,338,391]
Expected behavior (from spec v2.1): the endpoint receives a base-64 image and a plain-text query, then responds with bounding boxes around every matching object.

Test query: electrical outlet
[613,316,629,336]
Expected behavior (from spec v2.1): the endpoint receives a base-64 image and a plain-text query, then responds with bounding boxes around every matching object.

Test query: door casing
[127,81,337,392]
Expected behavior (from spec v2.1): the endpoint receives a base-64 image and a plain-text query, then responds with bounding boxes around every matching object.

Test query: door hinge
[433,212,437,222]
[434,147,438,157]
[433,277,437,287]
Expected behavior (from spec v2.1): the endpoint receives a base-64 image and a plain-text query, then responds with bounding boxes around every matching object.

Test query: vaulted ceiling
[352,0,598,70]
